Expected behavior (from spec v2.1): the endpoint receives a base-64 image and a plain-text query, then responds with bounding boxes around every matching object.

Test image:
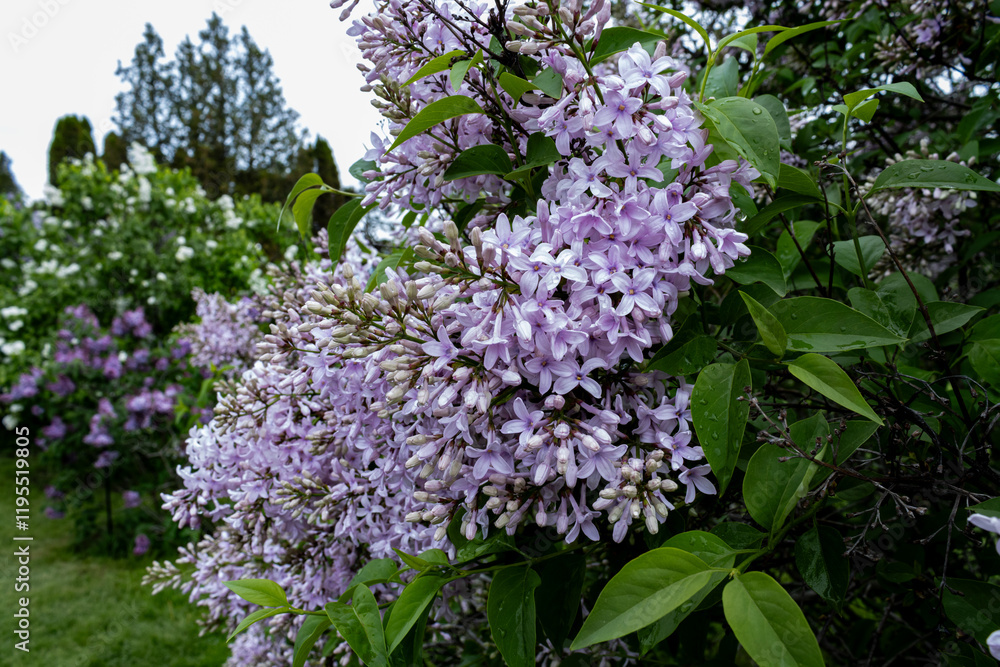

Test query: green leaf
[224,579,289,608]
[647,314,717,376]
[966,497,1000,522]
[691,360,752,495]
[969,340,1000,386]
[744,413,828,531]
[723,572,825,667]
[365,248,414,292]
[704,57,739,99]
[843,82,923,112]
[293,615,333,667]
[831,236,885,277]
[741,194,819,237]
[388,96,484,151]
[591,26,662,63]
[350,158,378,182]
[279,173,327,235]
[764,19,842,56]
[663,530,738,568]
[505,133,562,179]
[770,297,906,352]
[943,579,1000,644]
[851,97,879,123]
[403,50,464,86]
[532,66,564,98]
[384,575,448,653]
[443,144,513,181]
[727,32,758,54]
[812,420,880,487]
[392,548,430,572]
[498,72,538,103]
[727,247,788,296]
[968,314,1000,342]
[847,287,914,338]
[795,526,849,605]
[227,606,287,642]
[696,97,780,189]
[741,291,787,356]
[754,95,792,150]
[637,574,726,655]
[638,4,710,46]
[711,523,766,550]
[340,559,400,603]
[449,51,482,91]
[777,163,821,198]
[786,353,882,424]
[570,548,717,650]
[908,301,984,344]
[325,587,388,667]
[869,159,1000,194]
[328,200,374,263]
[488,566,541,667]
[535,553,586,648]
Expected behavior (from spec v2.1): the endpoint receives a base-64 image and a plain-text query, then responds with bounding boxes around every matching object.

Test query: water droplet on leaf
[752,107,763,115]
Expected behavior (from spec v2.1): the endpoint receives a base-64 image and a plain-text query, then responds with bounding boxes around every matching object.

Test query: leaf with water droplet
[691,360,752,494]
[488,566,540,667]
[870,159,1000,193]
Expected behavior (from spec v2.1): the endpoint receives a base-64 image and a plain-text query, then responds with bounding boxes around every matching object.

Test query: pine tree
[0,151,22,200]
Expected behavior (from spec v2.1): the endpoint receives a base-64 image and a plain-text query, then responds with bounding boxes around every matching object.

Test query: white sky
[0,0,383,200]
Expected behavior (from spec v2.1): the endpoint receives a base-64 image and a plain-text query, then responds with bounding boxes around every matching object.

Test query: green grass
[1,455,231,666]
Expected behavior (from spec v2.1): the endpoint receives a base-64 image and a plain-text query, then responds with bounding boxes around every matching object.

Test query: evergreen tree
[114,15,310,200]
[48,115,95,185]
[0,151,22,200]
[101,132,128,172]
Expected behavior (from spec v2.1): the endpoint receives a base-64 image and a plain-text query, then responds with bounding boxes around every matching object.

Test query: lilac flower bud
[554,422,571,439]
[544,394,565,409]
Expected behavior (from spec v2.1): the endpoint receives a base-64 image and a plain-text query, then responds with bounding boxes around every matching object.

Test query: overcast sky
[0,0,383,200]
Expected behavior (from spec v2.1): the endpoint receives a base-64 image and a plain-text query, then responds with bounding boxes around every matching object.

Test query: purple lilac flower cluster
[149,0,759,662]
[175,289,263,375]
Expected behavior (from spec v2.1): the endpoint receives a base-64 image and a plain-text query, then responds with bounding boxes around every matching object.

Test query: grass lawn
[1,454,231,667]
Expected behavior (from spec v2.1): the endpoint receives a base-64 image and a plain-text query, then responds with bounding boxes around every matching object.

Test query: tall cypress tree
[48,115,96,185]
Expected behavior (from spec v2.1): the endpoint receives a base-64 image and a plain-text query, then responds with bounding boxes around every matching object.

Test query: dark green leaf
[795,526,848,605]
[851,97,879,123]
[227,606,287,642]
[969,340,1000,386]
[224,579,288,608]
[844,82,923,112]
[723,572,825,667]
[443,144,513,181]
[449,51,483,91]
[350,159,378,182]
[293,615,332,667]
[770,297,906,352]
[741,195,819,237]
[388,96,485,151]
[812,421,880,486]
[506,133,562,179]
[869,159,1000,194]
[328,200,374,263]
[744,413,828,531]
[704,57,739,99]
[638,4,710,45]
[637,571,728,655]
[847,287,914,338]
[831,236,885,277]
[968,314,1000,342]
[908,301,983,344]
[498,72,538,102]
[532,66,564,98]
[571,548,716,650]
[384,575,448,653]
[365,248,414,292]
[777,163,821,198]
[786,353,882,424]
[776,220,823,278]
[325,587,388,667]
[488,566,541,667]
[691,360,751,495]
[403,50,464,86]
[697,97,780,189]
[727,247,787,296]
[648,315,717,376]
[711,523,765,550]
[741,291,787,356]
[663,530,738,568]
[340,559,400,603]
[755,95,792,151]
[943,579,1000,644]
[591,26,661,63]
